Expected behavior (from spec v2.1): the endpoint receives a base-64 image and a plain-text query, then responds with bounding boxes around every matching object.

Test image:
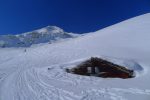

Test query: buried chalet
[66,57,135,79]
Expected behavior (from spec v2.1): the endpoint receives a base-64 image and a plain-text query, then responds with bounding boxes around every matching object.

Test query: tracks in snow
[0,64,149,100]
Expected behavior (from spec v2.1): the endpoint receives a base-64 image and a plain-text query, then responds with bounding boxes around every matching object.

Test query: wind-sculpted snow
[0,13,150,100]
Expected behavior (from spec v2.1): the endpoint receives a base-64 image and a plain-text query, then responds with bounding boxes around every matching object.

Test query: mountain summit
[0,26,77,47]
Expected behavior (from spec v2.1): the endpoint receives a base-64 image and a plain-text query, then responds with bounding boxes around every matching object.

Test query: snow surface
[0,13,150,100]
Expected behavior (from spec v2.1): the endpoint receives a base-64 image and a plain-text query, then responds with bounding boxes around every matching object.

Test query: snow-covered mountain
[0,26,78,47]
[0,13,150,100]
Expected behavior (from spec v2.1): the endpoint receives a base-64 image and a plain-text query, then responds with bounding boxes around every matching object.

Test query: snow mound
[103,57,145,77]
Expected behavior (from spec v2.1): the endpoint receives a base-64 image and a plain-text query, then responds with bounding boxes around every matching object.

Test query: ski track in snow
[0,63,149,100]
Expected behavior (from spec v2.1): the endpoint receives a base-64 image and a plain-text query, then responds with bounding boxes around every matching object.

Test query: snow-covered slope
[0,13,150,100]
[0,26,77,47]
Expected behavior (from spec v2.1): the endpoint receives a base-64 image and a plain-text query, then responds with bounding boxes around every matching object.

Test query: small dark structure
[66,57,134,79]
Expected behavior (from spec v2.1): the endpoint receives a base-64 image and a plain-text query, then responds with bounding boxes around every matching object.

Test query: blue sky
[0,0,150,34]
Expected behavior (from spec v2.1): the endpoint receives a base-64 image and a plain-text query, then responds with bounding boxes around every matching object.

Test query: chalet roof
[66,57,134,79]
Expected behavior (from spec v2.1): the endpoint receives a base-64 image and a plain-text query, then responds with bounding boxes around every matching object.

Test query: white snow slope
[0,13,150,100]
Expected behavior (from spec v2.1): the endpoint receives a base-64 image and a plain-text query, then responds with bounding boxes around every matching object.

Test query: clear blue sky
[0,0,150,34]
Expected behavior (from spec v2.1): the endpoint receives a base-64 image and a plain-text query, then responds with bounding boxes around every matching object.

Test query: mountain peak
[0,26,78,48]
[35,26,64,34]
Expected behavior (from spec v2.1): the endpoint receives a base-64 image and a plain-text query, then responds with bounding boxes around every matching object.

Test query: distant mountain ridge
[0,26,78,47]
